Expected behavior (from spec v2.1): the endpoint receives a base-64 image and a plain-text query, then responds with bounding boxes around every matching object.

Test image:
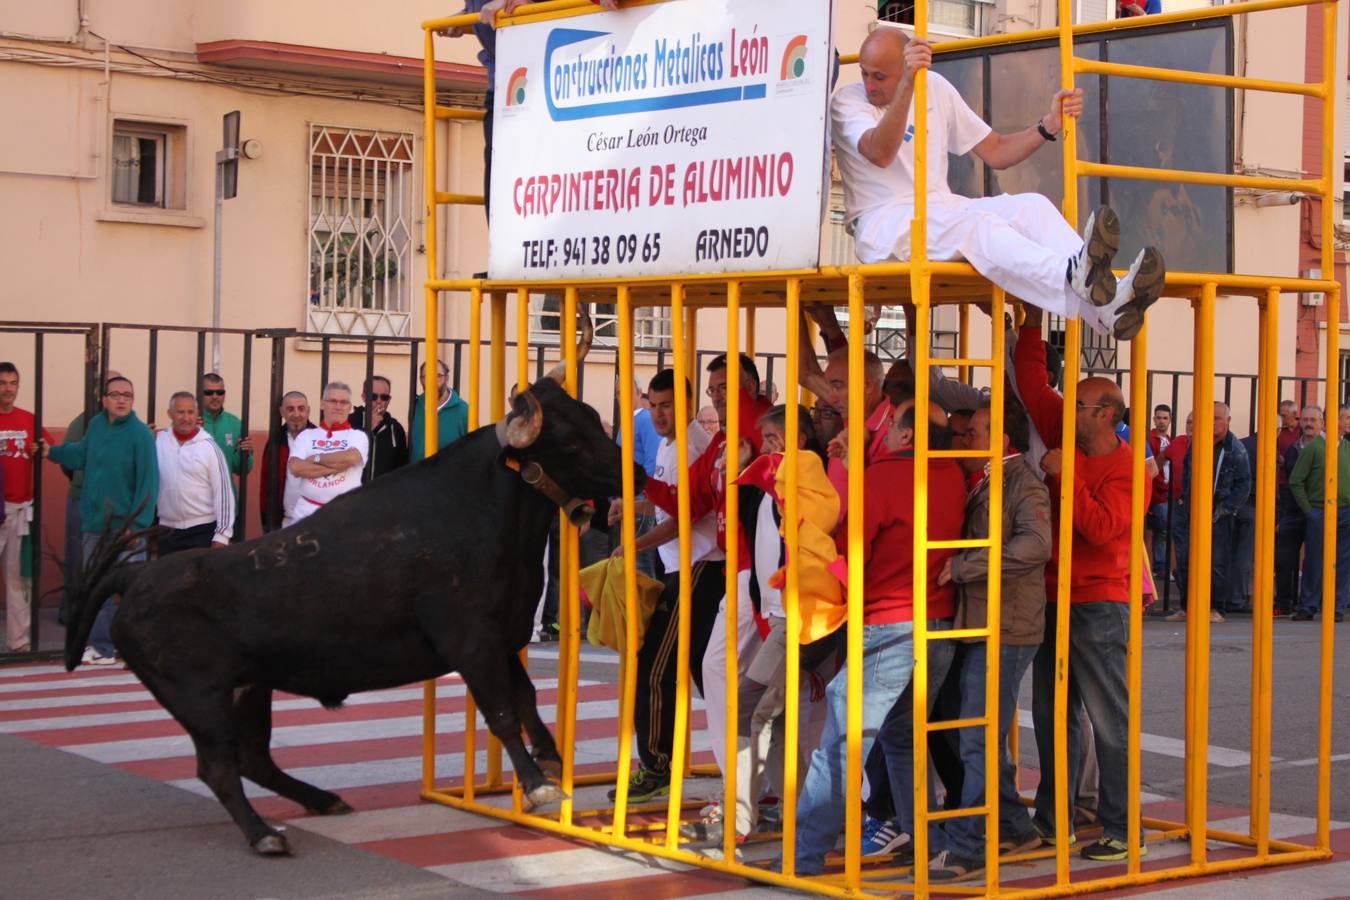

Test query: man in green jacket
[46,375,158,664]
[1288,407,1350,622]
[410,359,469,462]
[200,373,253,541]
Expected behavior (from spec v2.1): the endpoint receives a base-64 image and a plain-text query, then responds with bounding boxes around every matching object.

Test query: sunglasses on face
[369,393,392,402]
[202,389,226,397]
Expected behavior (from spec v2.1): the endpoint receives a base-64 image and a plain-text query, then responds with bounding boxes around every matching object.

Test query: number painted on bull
[248,532,322,570]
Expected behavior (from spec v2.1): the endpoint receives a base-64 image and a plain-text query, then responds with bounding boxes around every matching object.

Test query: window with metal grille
[878,0,992,36]
[307,125,415,337]
[530,294,672,350]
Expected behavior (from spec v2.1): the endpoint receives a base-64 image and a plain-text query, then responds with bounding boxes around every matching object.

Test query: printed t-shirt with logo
[290,423,369,521]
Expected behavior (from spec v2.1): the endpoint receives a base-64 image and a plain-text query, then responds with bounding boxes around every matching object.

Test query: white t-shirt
[281,428,307,528]
[830,74,992,262]
[289,424,369,521]
[652,422,723,572]
[752,492,784,619]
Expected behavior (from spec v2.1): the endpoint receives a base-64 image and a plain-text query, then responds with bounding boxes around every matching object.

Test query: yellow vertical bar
[685,307,699,383]
[487,292,507,790]
[843,273,866,892]
[1128,324,1148,874]
[1253,286,1280,857]
[912,291,933,900]
[1315,0,1339,854]
[1248,300,1269,839]
[984,290,1008,890]
[517,287,531,391]
[1188,283,1218,866]
[611,285,640,839]
[722,281,741,860]
[1052,0,1080,882]
[558,287,580,825]
[1183,301,1199,826]
[781,280,802,877]
[745,306,757,358]
[664,282,694,850]
[959,304,972,384]
[910,0,932,887]
[420,26,440,798]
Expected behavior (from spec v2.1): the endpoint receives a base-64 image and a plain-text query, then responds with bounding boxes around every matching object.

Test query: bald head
[858,28,910,108]
[1080,377,1125,424]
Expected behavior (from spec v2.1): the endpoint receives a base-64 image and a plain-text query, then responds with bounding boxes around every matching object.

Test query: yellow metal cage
[415,0,1342,895]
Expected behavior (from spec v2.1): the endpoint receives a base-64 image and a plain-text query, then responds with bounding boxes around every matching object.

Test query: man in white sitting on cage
[832,27,1165,342]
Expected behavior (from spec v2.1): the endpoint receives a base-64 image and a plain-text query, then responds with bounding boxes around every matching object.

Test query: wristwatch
[1037,121,1057,142]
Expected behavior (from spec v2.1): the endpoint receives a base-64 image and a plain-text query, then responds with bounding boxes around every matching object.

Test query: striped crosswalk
[3,659,1345,897]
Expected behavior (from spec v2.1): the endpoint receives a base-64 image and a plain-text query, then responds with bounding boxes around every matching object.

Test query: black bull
[63,378,643,855]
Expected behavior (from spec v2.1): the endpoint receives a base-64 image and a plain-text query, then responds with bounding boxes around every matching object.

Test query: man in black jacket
[349,375,410,483]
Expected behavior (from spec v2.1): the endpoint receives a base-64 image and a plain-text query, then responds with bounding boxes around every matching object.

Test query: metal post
[212,161,223,374]
[29,332,44,653]
[238,333,253,536]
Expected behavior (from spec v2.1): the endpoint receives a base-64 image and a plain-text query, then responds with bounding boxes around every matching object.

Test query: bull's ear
[545,304,594,384]
[505,390,543,448]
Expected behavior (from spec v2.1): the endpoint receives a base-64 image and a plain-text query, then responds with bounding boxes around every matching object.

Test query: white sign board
[488,0,832,280]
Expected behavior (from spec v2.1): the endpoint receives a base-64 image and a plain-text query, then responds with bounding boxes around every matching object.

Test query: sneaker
[680,817,725,844]
[87,651,118,667]
[1033,819,1077,847]
[1107,247,1166,341]
[1210,609,1226,623]
[1080,836,1147,861]
[998,828,1043,854]
[607,766,669,803]
[1066,206,1122,308]
[1164,609,1187,622]
[861,818,912,861]
[929,848,984,883]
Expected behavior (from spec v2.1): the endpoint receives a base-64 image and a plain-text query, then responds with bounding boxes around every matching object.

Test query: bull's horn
[505,391,543,448]
[546,304,594,384]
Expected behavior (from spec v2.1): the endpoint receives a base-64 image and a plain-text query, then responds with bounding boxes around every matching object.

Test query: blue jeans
[1145,502,1169,577]
[1031,602,1131,841]
[794,622,916,875]
[1299,507,1350,615]
[937,641,1039,858]
[875,618,957,847]
[82,532,146,657]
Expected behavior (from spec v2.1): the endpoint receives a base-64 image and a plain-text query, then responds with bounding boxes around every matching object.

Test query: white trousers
[700,573,764,779]
[1,504,32,651]
[885,193,1113,333]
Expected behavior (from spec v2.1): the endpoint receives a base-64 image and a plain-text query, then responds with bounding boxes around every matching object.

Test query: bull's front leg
[458,654,568,810]
[507,652,563,781]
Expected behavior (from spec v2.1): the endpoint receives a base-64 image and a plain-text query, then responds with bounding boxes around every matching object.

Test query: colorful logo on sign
[506,67,529,106]
[780,35,808,80]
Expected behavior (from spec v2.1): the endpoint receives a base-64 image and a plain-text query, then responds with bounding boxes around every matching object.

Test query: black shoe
[1336,612,1345,623]
[607,765,670,802]
[1292,610,1315,621]
[929,849,983,883]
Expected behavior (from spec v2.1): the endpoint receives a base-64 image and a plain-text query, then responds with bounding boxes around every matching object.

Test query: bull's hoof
[322,799,354,815]
[538,758,563,781]
[523,783,569,811]
[252,833,291,856]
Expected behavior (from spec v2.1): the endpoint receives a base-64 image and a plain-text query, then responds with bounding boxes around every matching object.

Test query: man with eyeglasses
[349,375,409,482]
[410,360,469,462]
[287,382,368,523]
[258,391,315,532]
[199,373,253,541]
[45,375,158,665]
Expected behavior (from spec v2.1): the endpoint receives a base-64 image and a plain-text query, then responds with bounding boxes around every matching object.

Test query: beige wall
[1,0,1345,434]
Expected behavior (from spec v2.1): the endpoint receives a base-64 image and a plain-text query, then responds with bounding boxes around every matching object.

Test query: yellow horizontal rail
[422,10,480,31]
[924,716,989,733]
[938,357,998,367]
[928,449,997,460]
[1076,161,1322,194]
[1075,58,1324,97]
[927,805,990,823]
[433,191,485,206]
[927,627,992,641]
[425,0,599,31]
[926,538,995,551]
[435,106,486,121]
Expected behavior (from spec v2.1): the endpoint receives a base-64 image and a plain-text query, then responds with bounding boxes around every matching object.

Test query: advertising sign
[488,0,833,280]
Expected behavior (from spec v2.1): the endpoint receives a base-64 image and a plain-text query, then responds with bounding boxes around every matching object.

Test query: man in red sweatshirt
[1013,307,1138,862]
[792,399,967,875]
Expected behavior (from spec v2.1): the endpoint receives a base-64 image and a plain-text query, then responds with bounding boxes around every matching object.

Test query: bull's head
[498,306,643,522]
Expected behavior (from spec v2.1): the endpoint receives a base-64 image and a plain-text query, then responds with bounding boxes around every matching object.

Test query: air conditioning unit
[1302,268,1325,307]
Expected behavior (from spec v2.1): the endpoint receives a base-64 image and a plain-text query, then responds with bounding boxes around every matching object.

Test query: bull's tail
[63,524,149,671]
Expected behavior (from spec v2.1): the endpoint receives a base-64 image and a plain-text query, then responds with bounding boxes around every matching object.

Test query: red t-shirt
[0,408,52,504]
[1013,327,1134,605]
[1148,428,1171,506]
[1164,435,1190,501]
[835,452,965,624]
